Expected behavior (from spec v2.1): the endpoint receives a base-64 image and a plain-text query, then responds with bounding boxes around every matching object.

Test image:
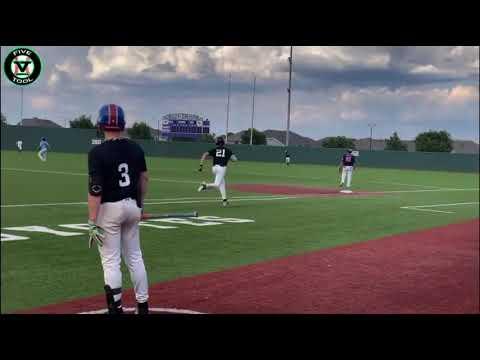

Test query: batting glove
[88,220,105,248]
[198,164,203,172]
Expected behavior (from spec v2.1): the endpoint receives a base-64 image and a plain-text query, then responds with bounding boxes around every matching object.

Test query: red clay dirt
[230,183,380,196]
[20,218,479,314]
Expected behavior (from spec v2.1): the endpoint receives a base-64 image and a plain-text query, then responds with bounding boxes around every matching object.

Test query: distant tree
[69,115,95,129]
[127,122,153,140]
[241,128,267,145]
[1,112,6,126]
[199,133,215,143]
[385,132,408,151]
[415,130,453,152]
[321,136,356,149]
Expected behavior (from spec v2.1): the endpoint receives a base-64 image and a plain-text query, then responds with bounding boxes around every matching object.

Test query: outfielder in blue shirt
[37,137,50,162]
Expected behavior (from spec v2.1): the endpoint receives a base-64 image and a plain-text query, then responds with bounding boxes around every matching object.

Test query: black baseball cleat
[197,182,207,192]
[222,199,228,206]
[339,182,344,188]
[104,285,123,314]
[136,301,149,314]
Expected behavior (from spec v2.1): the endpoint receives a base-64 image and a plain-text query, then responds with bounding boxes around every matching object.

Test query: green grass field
[1,150,478,313]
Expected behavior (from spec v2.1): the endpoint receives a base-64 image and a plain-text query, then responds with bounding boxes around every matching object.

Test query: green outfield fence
[1,125,479,172]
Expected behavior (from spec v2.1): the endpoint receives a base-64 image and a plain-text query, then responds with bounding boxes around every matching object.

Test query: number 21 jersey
[208,146,233,167]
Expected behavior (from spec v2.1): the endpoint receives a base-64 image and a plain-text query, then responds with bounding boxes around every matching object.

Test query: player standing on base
[197,136,238,206]
[87,104,150,314]
[37,137,50,161]
[339,148,356,190]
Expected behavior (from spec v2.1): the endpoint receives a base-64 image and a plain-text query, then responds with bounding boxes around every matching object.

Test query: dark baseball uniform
[204,146,235,200]
[88,138,149,304]
[340,152,356,188]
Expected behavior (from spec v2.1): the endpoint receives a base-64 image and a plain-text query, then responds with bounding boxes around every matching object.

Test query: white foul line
[401,208,454,214]
[402,202,480,208]
[1,195,297,208]
[400,202,479,214]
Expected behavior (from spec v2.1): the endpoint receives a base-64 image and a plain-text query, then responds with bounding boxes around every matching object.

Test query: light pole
[368,123,376,151]
[226,72,231,144]
[250,75,256,146]
[286,46,293,147]
[20,87,24,125]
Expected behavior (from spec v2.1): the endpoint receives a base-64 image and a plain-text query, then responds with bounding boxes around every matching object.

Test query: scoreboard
[161,113,210,140]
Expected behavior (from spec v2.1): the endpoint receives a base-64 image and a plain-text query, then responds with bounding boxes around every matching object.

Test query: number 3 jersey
[88,138,147,204]
[208,146,234,167]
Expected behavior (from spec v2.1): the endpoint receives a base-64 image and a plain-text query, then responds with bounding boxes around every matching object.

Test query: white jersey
[16,141,23,149]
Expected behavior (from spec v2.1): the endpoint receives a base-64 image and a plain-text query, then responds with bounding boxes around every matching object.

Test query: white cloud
[410,64,442,74]
[446,85,478,104]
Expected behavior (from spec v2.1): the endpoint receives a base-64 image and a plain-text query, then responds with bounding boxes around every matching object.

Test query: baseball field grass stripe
[1,167,199,184]
[381,188,478,193]
[1,195,296,208]
[369,181,443,189]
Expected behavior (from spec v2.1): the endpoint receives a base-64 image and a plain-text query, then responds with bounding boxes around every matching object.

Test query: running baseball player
[285,149,291,166]
[88,104,150,315]
[16,140,23,152]
[197,136,237,206]
[37,137,50,161]
[339,148,356,190]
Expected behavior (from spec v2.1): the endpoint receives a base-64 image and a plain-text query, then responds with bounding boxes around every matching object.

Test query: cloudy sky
[1,46,478,141]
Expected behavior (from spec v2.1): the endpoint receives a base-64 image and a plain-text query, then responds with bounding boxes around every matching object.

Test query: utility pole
[225,72,231,144]
[368,123,376,151]
[20,87,24,125]
[286,46,293,147]
[250,75,256,146]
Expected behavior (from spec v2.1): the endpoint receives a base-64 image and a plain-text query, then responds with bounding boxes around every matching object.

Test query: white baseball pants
[38,149,47,161]
[207,165,227,200]
[341,166,354,187]
[96,198,149,303]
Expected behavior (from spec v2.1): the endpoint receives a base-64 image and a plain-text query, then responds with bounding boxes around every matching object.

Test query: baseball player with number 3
[87,104,150,315]
[197,136,237,206]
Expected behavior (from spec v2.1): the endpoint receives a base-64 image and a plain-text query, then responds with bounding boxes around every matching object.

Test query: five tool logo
[3,47,42,85]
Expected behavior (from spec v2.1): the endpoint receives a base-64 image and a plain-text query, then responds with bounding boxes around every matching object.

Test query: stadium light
[368,123,376,151]
[250,75,256,146]
[226,72,232,144]
[20,87,24,125]
[286,46,293,147]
